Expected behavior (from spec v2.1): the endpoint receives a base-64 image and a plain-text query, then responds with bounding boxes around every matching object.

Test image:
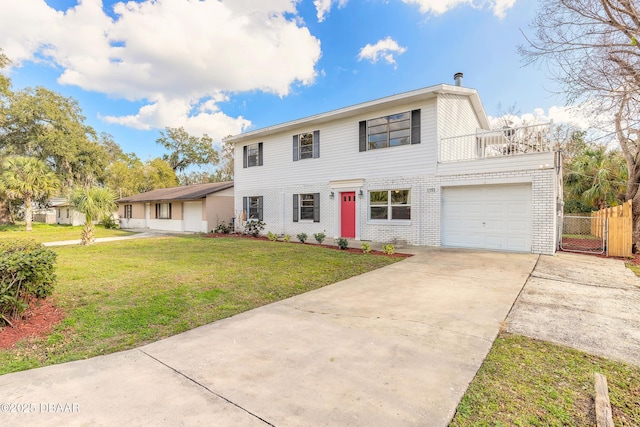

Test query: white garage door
[183,201,203,232]
[442,184,532,252]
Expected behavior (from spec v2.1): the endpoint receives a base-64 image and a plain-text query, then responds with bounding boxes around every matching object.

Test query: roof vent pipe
[454,72,463,86]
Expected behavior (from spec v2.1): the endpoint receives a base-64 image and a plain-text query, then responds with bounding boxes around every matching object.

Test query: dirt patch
[203,233,412,258]
[0,299,64,349]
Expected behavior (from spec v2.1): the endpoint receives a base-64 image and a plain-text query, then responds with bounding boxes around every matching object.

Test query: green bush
[243,220,265,237]
[267,231,278,242]
[297,233,308,243]
[361,242,371,254]
[314,232,326,244]
[283,234,291,243]
[0,239,57,326]
[213,221,233,234]
[382,244,395,255]
[100,216,119,229]
[336,237,348,250]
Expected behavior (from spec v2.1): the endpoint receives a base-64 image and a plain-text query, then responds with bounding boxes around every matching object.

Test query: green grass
[562,234,601,240]
[0,236,400,375]
[451,333,640,426]
[0,222,134,243]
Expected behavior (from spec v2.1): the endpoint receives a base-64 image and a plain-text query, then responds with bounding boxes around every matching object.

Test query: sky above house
[0,0,588,164]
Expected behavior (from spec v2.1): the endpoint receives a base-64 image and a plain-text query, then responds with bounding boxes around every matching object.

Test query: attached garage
[441,184,532,252]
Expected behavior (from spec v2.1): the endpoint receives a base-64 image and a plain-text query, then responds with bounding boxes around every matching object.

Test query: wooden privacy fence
[591,200,633,257]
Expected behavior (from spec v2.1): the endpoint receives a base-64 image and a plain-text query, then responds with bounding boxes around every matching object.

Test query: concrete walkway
[1,248,538,426]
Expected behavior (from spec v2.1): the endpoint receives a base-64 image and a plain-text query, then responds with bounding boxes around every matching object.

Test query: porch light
[330,191,335,199]
[358,190,364,198]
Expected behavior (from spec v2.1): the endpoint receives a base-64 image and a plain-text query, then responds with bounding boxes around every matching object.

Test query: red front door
[340,192,356,238]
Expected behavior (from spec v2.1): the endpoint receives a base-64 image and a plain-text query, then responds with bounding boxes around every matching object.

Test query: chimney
[454,72,463,86]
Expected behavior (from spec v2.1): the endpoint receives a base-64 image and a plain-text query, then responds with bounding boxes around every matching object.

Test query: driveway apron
[1,249,537,426]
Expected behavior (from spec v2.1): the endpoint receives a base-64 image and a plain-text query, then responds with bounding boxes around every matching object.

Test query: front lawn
[451,333,640,426]
[0,236,400,375]
[0,222,134,242]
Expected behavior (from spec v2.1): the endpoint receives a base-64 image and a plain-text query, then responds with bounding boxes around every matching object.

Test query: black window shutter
[258,142,263,166]
[243,197,248,220]
[155,204,158,219]
[313,193,320,222]
[168,203,172,219]
[243,145,248,168]
[257,196,264,221]
[411,109,421,144]
[313,130,320,158]
[359,121,367,152]
[293,194,299,222]
[293,135,299,161]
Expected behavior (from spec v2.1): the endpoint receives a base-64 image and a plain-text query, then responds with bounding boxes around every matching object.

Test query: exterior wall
[206,192,235,231]
[56,207,86,226]
[234,98,439,194]
[118,202,146,229]
[147,219,183,232]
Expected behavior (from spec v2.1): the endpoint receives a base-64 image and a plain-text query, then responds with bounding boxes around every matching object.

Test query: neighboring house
[51,199,87,226]
[225,76,562,254]
[117,182,234,233]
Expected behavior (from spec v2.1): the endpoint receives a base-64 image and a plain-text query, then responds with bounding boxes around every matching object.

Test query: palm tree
[70,187,117,245]
[0,156,59,231]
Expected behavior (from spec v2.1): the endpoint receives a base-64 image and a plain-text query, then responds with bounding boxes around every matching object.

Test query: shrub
[0,239,57,326]
[297,233,308,243]
[213,221,233,234]
[336,237,348,250]
[100,216,118,229]
[243,220,265,237]
[283,234,291,243]
[314,232,326,244]
[382,244,395,255]
[267,231,278,242]
[361,242,371,254]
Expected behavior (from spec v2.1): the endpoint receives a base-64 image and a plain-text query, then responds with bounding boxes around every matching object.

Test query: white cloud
[357,37,407,68]
[314,0,349,22]
[489,106,591,130]
[401,0,515,19]
[0,0,321,137]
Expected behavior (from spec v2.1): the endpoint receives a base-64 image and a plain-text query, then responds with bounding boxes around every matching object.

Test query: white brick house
[225,80,562,254]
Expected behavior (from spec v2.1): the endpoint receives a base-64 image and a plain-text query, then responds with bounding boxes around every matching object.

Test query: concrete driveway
[1,249,537,426]
[507,251,640,366]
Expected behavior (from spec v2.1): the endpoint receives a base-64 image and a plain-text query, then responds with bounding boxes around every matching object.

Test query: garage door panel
[442,184,532,252]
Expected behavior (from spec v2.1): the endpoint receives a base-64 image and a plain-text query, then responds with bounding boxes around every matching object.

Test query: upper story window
[369,190,411,221]
[293,130,320,161]
[359,109,421,152]
[243,142,263,168]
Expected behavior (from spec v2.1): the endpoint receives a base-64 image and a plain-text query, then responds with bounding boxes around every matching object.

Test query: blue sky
[0,0,576,165]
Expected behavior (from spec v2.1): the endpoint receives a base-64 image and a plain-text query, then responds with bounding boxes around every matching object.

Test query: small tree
[0,156,59,231]
[71,187,117,245]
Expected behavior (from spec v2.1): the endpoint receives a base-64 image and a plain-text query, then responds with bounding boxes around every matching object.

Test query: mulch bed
[203,233,413,258]
[0,298,64,349]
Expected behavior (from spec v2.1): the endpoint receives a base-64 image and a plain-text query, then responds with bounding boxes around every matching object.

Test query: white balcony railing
[439,122,553,163]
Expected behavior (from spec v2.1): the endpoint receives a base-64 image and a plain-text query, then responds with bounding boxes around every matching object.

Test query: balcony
[439,122,554,163]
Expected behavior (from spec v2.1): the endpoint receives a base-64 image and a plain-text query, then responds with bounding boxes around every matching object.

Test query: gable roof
[224,84,489,144]
[117,181,234,203]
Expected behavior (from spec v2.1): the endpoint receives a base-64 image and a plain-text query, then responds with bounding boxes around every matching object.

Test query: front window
[369,190,411,220]
[124,204,132,219]
[247,143,259,167]
[156,203,171,219]
[299,194,315,220]
[299,133,314,160]
[368,112,411,150]
[248,197,261,219]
